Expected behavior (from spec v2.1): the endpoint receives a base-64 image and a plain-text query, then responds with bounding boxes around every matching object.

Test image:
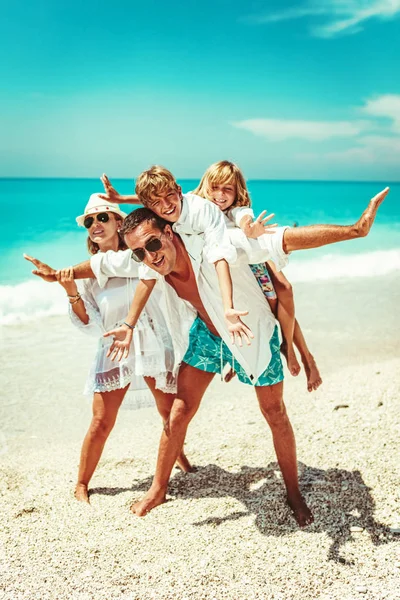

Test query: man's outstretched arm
[282,187,389,253]
[24,255,95,281]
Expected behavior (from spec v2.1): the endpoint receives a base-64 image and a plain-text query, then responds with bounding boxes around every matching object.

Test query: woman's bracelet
[68,292,81,305]
[123,322,135,330]
[67,292,80,299]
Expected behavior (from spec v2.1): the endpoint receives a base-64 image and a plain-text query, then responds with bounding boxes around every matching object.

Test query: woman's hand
[55,267,78,296]
[242,211,277,239]
[104,324,133,361]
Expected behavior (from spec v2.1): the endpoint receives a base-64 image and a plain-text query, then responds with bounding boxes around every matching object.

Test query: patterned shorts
[249,263,277,300]
[183,317,284,387]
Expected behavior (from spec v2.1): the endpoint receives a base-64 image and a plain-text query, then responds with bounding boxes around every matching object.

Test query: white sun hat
[76,194,128,227]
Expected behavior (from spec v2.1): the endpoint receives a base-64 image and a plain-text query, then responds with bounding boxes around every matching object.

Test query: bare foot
[74,483,90,504]
[175,451,194,473]
[224,367,236,383]
[130,487,166,517]
[302,354,322,392]
[287,493,314,527]
[280,342,301,377]
[354,187,389,237]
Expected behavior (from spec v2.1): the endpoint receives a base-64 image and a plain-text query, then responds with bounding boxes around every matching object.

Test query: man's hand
[104,324,133,361]
[224,308,254,346]
[242,211,277,239]
[24,254,57,282]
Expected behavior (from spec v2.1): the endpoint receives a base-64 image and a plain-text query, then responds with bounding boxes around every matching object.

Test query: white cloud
[298,134,400,162]
[244,0,400,38]
[361,94,400,132]
[232,118,367,141]
[233,94,400,169]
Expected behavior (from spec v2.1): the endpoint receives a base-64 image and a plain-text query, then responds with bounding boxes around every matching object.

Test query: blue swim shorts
[183,317,284,387]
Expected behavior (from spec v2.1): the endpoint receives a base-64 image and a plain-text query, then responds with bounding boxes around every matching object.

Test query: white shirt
[226,206,255,229]
[224,206,290,269]
[91,225,290,384]
[71,272,176,395]
[173,194,237,264]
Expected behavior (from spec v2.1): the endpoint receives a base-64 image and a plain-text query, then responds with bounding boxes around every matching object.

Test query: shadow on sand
[91,461,394,563]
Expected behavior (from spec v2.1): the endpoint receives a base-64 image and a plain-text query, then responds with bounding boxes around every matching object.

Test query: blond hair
[194,160,251,209]
[135,165,180,206]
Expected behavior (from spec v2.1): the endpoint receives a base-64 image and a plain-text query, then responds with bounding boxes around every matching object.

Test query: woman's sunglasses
[131,235,164,262]
[84,212,110,229]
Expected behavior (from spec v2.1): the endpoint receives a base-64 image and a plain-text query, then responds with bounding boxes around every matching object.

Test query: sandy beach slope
[0,274,399,600]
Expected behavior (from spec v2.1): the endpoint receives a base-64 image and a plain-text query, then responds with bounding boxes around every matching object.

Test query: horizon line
[0,177,399,184]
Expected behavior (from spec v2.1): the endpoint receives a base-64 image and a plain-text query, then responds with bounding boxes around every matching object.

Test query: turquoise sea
[1,178,399,324]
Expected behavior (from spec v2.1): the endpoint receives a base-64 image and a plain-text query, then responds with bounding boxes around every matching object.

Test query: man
[26,185,388,527]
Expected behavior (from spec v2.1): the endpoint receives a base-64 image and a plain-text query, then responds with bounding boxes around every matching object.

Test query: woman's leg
[144,377,193,472]
[75,385,129,503]
[266,263,300,376]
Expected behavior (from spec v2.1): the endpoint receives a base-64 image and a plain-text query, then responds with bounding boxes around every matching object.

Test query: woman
[57,194,191,504]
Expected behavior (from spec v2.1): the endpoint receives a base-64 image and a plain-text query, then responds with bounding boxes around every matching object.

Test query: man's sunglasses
[131,235,164,262]
[84,212,110,229]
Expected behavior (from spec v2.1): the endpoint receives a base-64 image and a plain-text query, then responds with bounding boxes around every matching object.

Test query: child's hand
[242,211,277,239]
[224,308,255,346]
[104,324,133,361]
[55,267,78,296]
[99,173,140,205]
[98,174,123,204]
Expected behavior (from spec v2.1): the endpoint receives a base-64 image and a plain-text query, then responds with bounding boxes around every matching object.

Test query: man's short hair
[121,207,169,237]
[135,165,179,205]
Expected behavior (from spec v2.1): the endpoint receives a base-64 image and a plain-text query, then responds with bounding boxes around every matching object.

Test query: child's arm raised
[98,174,141,205]
[191,197,255,344]
[104,279,157,361]
[215,259,254,345]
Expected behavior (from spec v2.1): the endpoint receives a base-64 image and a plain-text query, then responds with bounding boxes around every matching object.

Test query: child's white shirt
[172,193,237,264]
[226,206,255,229]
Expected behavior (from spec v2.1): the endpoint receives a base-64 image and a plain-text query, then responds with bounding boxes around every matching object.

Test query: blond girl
[194,161,322,392]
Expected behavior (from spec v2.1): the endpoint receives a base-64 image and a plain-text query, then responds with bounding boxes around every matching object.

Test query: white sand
[0,274,399,599]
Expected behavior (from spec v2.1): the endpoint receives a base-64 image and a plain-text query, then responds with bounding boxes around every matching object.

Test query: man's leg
[144,376,193,473]
[255,381,313,527]
[131,364,215,516]
[283,187,389,253]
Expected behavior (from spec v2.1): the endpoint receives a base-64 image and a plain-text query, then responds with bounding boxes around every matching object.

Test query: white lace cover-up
[69,276,175,399]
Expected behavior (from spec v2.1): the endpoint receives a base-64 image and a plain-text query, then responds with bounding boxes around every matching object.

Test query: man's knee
[170,398,197,428]
[261,400,287,424]
[257,386,288,425]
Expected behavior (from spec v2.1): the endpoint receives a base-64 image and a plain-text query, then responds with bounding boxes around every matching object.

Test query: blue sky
[1,0,400,180]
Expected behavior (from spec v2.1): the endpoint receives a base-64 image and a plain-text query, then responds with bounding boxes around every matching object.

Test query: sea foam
[1,249,399,325]
[0,280,67,325]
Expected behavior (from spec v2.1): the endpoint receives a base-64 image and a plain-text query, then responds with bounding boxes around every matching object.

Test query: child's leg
[292,322,322,392]
[267,263,322,392]
[264,262,300,377]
